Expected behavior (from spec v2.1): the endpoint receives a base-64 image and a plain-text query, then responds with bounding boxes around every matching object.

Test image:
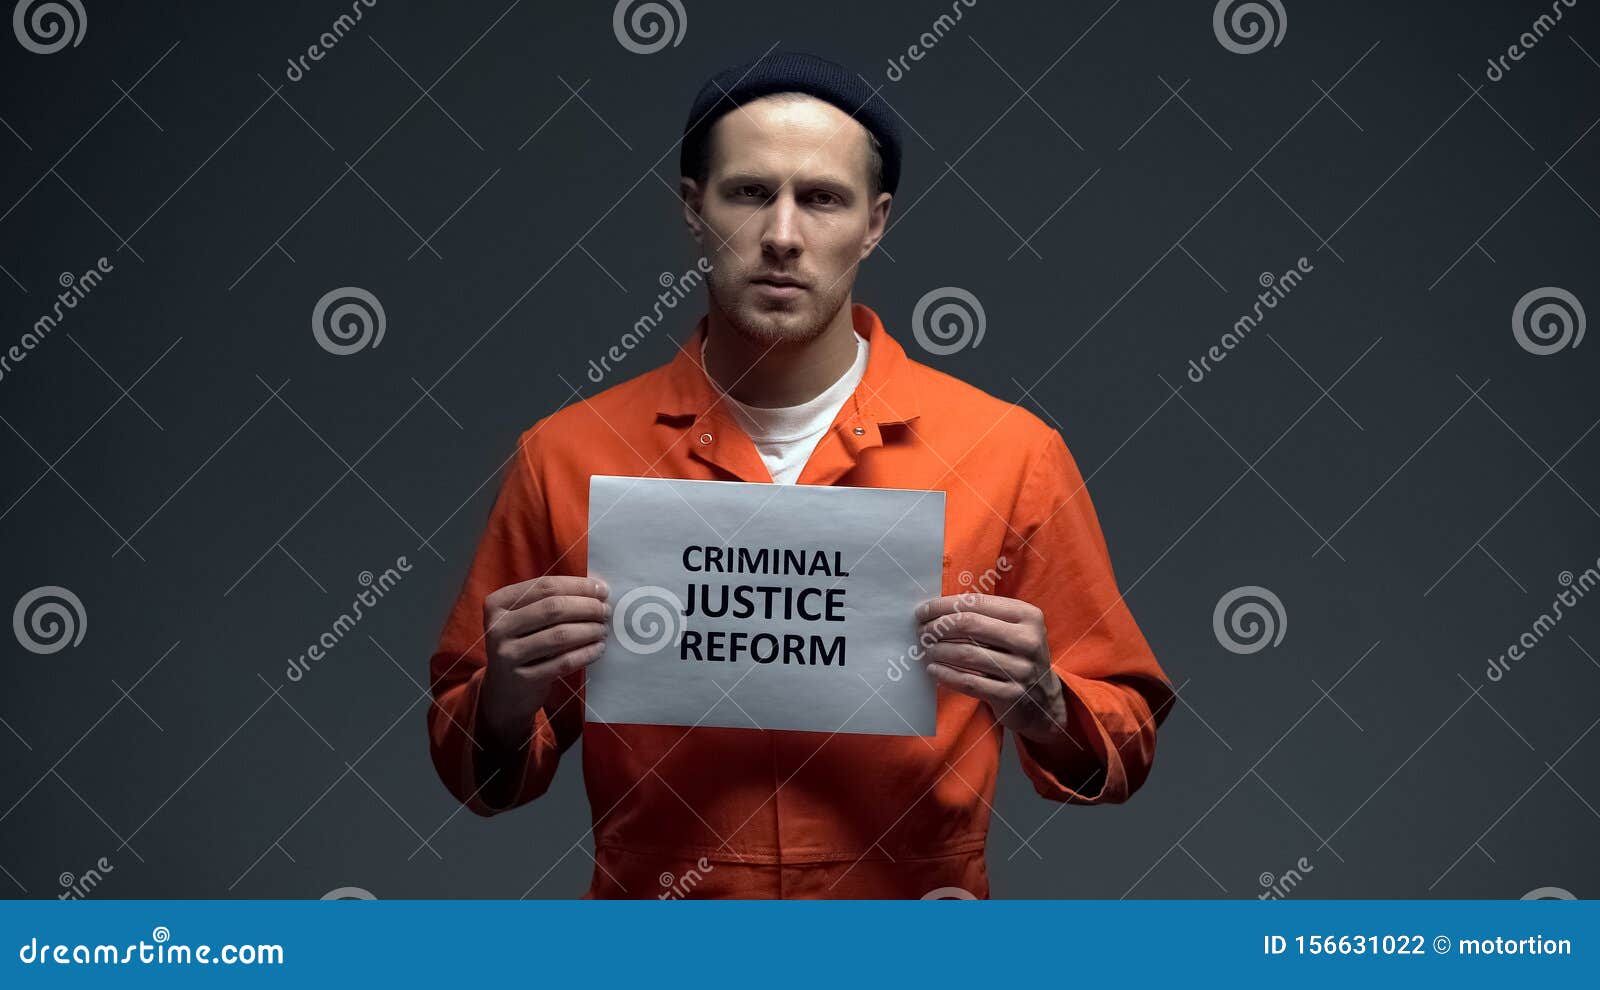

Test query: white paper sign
[585,475,945,736]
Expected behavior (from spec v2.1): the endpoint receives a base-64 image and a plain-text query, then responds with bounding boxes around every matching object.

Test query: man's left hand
[914,594,1073,746]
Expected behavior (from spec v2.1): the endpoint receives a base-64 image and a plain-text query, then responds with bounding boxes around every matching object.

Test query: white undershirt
[702,332,870,485]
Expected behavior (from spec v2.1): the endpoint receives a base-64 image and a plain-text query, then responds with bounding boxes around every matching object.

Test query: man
[427,51,1173,898]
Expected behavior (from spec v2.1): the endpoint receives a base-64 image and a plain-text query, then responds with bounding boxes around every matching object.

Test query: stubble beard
[706,267,847,350]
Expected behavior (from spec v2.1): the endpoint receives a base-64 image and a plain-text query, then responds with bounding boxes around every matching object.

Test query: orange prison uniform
[427,302,1175,898]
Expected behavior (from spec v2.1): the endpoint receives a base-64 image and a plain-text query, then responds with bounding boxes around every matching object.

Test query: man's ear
[859,191,893,261]
[680,177,705,245]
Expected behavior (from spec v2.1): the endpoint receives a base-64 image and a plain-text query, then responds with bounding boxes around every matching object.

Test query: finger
[918,608,1040,657]
[916,593,1037,625]
[502,621,608,667]
[491,595,610,639]
[926,662,1022,706]
[487,576,608,614]
[517,638,606,682]
[922,641,1033,684]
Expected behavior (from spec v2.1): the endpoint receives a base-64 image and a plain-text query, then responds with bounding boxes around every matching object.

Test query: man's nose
[759,192,802,259]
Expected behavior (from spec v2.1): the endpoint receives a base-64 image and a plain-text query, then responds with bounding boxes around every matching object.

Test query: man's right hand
[477,575,610,753]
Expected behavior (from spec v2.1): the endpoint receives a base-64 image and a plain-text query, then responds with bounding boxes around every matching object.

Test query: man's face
[682,94,891,347]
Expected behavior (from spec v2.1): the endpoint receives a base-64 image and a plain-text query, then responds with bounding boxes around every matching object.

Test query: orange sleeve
[1001,428,1175,804]
[426,427,585,816]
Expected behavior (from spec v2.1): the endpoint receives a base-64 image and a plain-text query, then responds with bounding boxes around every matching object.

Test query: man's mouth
[750,275,808,297]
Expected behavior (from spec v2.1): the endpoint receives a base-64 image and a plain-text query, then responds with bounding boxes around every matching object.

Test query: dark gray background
[1,0,1596,899]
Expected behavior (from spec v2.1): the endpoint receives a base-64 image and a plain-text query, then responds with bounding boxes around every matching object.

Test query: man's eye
[811,192,839,206]
[736,186,765,199]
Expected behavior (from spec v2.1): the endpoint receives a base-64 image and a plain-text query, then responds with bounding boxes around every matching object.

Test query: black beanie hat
[679,51,903,196]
